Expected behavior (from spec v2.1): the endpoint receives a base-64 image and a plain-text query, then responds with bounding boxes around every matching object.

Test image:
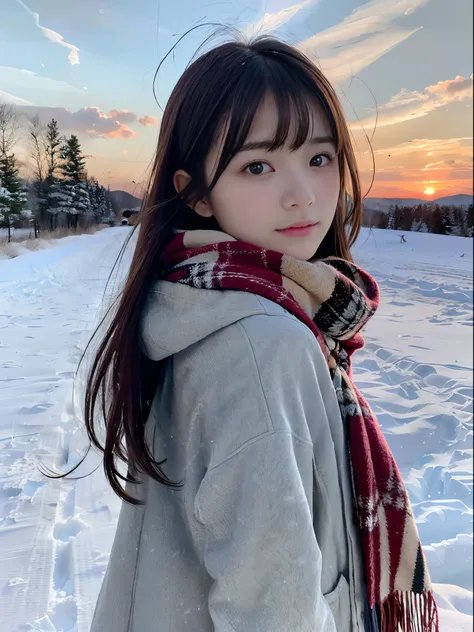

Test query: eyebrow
[239,135,336,153]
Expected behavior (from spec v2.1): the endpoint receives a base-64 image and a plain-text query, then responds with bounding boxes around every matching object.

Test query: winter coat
[90,280,368,631]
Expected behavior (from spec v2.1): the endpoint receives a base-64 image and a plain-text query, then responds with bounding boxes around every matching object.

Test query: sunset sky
[0,0,472,200]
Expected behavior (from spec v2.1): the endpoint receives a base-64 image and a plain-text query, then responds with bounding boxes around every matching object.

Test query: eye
[310,154,332,167]
[244,161,272,175]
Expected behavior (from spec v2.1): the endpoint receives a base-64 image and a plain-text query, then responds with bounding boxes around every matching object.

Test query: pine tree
[54,134,90,229]
[387,204,395,230]
[60,135,86,182]
[87,179,98,221]
[45,119,62,179]
[0,153,28,242]
[86,180,114,225]
[0,183,12,239]
[467,204,473,238]
[91,179,104,223]
[429,205,445,235]
[393,205,401,230]
[104,188,115,225]
[450,206,468,237]
[43,119,63,230]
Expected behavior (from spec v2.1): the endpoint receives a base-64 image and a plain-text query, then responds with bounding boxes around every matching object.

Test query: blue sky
[0,0,472,198]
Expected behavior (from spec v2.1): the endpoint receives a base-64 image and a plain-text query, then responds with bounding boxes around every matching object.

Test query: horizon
[1,0,472,200]
[115,190,473,203]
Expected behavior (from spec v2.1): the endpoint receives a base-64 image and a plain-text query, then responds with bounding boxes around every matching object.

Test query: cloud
[353,73,473,129]
[100,125,136,139]
[15,103,158,137]
[14,0,80,65]
[0,66,81,94]
[18,105,139,139]
[421,158,472,171]
[242,0,314,39]
[357,135,473,196]
[298,0,430,83]
[374,136,473,156]
[138,115,158,127]
[425,74,473,98]
[63,106,138,138]
[108,109,138,124]
[0,90,33,105]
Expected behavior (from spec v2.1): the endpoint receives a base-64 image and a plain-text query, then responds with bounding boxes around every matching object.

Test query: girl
[87,37,439,631]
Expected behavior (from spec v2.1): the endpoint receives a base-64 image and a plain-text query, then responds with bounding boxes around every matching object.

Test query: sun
[424,187,435,196]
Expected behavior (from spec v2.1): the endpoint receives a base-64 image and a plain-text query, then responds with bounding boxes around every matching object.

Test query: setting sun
[424,187,436,196]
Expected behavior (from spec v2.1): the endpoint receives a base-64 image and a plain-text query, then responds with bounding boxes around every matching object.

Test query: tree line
[364,203,473,237]
[0,102,116,243]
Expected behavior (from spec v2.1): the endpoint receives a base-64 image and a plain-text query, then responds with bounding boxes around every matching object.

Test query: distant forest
[362,203,473,237]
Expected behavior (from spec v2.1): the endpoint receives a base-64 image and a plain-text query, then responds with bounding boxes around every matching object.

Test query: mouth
[276,222,318,237]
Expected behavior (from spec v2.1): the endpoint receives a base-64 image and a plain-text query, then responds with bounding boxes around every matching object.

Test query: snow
[0,226,472,631]
[0,232,97,262]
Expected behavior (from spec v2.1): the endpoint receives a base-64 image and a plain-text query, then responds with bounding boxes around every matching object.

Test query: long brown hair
[68,36,364,504]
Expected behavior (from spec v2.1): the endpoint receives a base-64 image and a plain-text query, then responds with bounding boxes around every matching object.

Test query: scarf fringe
[365,601,380,632]
[378,590,439,632]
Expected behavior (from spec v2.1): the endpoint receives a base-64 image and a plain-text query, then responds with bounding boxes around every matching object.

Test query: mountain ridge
[363,194,472,212]
[108,190,473,213]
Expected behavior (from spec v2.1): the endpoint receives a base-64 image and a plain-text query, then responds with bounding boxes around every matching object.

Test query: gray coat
[90,280,368,631]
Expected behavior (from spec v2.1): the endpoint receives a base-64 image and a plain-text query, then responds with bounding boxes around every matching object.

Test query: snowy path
[0,229,127,632]
[0,227,472,631]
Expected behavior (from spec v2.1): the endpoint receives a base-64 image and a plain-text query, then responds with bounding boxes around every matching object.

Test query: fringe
[379,590,439,631]
[365,603,380,632]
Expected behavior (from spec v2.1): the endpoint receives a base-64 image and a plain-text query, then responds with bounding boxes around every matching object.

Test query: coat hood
[139,280,266,361]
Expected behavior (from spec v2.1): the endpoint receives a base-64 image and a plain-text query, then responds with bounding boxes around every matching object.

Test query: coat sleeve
[193,316,339,632]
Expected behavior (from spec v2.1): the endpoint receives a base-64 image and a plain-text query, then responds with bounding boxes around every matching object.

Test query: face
[175,97,341,261]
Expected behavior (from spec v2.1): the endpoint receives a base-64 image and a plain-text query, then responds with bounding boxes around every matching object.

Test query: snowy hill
[364,194,473,212]
[0,227,472,631]
[108,189,141,211]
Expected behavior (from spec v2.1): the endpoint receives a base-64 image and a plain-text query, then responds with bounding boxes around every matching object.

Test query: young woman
[87,37,439,631]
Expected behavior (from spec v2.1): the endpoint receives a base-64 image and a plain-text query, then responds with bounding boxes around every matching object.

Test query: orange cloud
[352,73,473,129]
[15,104,141,139]
[426,74,473,98]
[364,137,473,197]
[108,109,138,123]
[138,115,158,127]
[104,125,138,139]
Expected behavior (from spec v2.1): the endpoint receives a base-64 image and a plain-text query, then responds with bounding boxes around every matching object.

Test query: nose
[281,176,316,210]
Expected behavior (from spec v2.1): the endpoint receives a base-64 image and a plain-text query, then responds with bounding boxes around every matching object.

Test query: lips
[277,221,317,231]
[278,221,317,230]
[276,222,318,238]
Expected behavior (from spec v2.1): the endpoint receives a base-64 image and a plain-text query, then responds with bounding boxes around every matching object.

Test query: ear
[173,169,214,218]
[173,169,191,197]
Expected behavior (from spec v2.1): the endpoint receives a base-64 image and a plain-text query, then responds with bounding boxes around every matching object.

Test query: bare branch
[0,102,21,156]
[29,115,47,183]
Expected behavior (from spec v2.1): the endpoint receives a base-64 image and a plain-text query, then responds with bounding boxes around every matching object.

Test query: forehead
[205,92,334,179]
[246,95,332,144]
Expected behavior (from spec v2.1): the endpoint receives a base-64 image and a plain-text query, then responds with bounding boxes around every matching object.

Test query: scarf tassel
[378,590,439,632]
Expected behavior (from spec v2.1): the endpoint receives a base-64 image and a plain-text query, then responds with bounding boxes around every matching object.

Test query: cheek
[319,170,340,207]
[211,178,267,218]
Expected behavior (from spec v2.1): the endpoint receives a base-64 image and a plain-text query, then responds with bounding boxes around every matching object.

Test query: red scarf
[160,229,439,632]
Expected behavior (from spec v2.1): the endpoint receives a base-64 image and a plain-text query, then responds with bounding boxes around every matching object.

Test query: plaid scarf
[160,229,439,632]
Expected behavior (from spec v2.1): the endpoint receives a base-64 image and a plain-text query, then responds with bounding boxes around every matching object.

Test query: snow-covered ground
[0,226,472,631]
[0,228,33,240]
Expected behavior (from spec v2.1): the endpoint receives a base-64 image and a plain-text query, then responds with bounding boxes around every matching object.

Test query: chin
[281,242,321,261]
